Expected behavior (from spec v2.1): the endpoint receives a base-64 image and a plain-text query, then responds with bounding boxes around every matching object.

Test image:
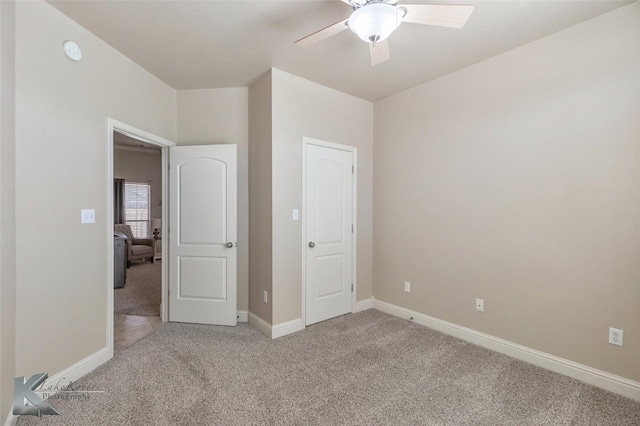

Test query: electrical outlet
[404,281,410,292]
[609,327,623,346]
[263,291,268,304]
[475,298,484,312]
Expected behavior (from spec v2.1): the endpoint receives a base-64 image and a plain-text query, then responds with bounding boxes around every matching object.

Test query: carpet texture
[18,310,640,425]
[113,260,161,316]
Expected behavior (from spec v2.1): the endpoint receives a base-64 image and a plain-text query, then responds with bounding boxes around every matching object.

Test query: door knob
[225,242,233,248]
[308,242,315,248]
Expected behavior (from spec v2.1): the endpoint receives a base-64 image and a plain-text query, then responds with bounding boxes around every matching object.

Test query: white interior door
[305,143,354,326]
[169,145,237,326]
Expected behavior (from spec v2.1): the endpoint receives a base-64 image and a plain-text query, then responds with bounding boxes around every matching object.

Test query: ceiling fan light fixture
[348,3,401,44]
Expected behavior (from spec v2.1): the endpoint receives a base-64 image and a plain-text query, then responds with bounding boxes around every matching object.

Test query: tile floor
[114,314,163,353]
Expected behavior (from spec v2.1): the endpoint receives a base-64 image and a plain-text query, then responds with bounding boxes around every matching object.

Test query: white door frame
[106,118,175,357]
[301,137,357,327]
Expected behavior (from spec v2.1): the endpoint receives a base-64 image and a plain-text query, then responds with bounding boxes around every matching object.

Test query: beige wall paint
[177,88,249,312]
[248,71,273,323]
[374,3,640,381]
[0,0,16,421]
[114,147,162,222]
[15,0,176,378]
[271,69,373,325]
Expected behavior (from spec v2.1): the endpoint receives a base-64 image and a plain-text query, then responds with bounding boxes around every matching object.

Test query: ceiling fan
[295,0,474,65]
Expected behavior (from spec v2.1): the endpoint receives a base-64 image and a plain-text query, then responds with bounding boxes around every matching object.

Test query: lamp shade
[150,218,162,230]
[348,3,402,44]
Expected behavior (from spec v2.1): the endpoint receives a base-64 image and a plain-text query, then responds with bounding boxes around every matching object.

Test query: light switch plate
[81,209,95,224]
[293,209,299,220]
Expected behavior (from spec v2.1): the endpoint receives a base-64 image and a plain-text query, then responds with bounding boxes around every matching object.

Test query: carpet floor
[18,310,640,425]
[113,260,161,316]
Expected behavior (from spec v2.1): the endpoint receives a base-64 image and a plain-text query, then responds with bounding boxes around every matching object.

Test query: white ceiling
[48,0,631,101]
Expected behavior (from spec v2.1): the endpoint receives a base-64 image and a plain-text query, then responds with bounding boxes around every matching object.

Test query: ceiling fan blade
[369,39,390,66]
[294,18,350,47]
[400,4,474,28]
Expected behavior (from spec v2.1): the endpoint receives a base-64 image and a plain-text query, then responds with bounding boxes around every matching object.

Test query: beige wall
[248,71,273,323]
[177,88,249,312]
[114,147,162,222]
[15,0,176,378]
[373,3,640,381]
[271,69,373,325]
[5,2,634,415]
[0,0,16,421]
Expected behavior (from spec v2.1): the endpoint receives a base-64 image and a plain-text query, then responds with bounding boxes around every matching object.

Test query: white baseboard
[8,346,111,424]
[374,299,640,401]
[272,318,304,339]
[4,412,17,426]
[353,297,373,313]
[237,310,248,322]
[248,312,304,339]
[248,298,373,338]
[38,346,111,395]
[248,312,271,337]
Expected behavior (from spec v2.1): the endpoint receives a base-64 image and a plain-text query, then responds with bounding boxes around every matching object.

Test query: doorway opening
[106,119,174,357]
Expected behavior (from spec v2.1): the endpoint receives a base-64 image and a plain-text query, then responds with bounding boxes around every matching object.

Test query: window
[125,182,151,238]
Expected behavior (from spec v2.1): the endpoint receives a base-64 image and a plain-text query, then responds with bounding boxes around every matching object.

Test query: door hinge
[351,224,354,233]
[352,165,355,174]
[351,283,353,292]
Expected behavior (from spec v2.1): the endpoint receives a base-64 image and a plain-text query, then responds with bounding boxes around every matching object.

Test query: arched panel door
[305,142,354,326]
[169,145,237,326]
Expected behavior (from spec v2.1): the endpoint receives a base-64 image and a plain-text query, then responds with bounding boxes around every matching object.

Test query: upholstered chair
[114,224,155,266]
